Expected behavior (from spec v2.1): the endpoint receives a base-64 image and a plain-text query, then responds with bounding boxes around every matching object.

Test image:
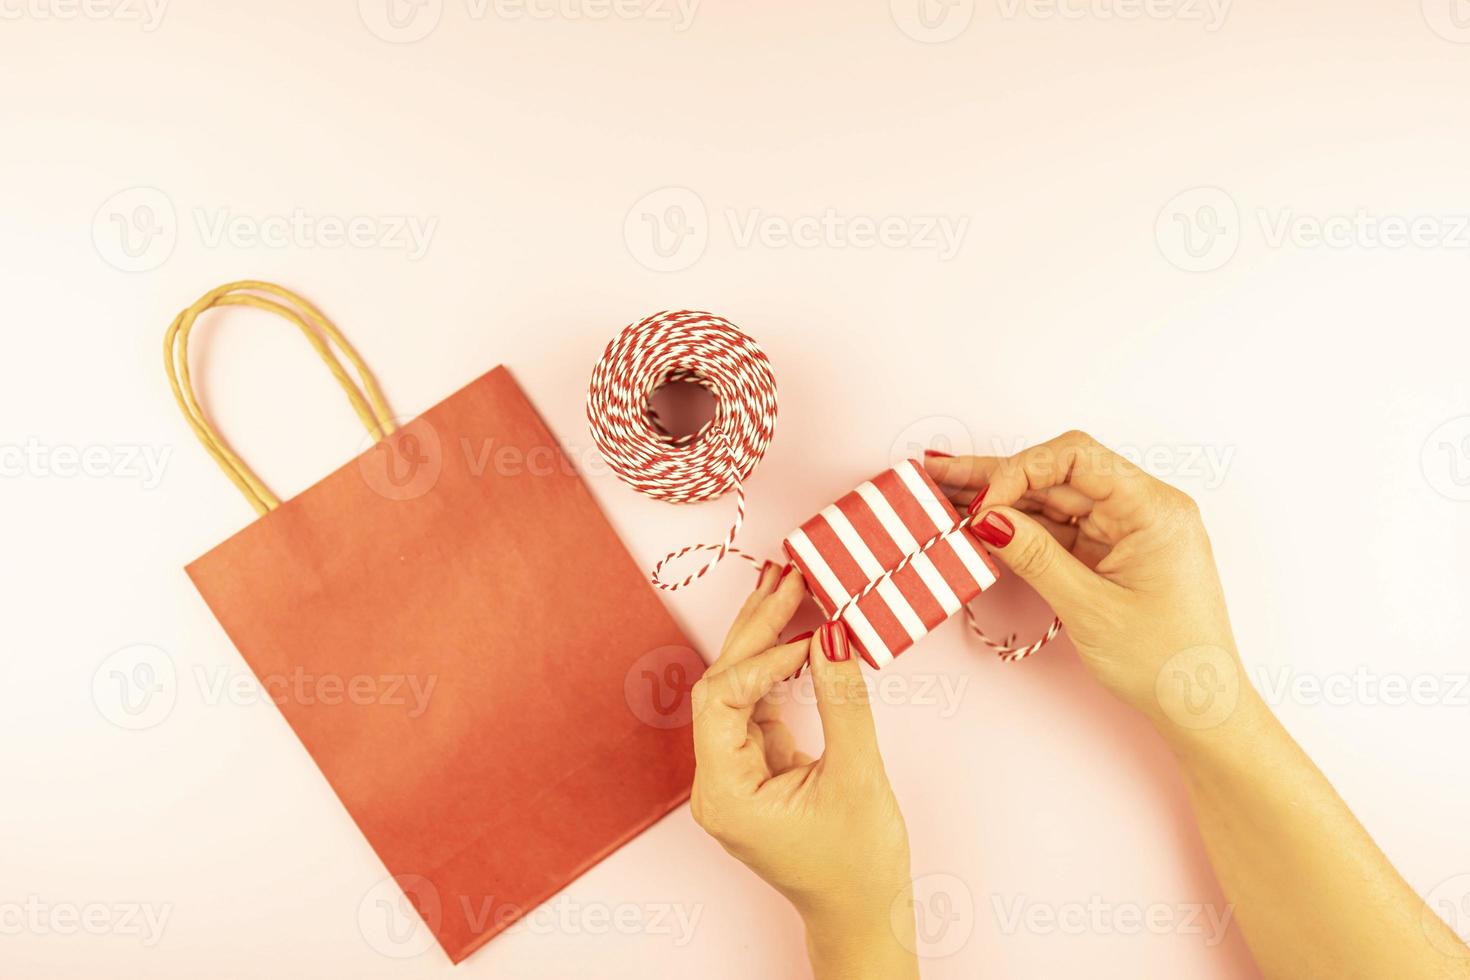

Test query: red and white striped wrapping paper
[782,459,1000,669]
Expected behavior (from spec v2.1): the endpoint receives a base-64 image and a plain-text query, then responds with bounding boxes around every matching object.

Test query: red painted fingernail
[787,630,815,644]
[971,511,1015,547]
[779,562,798,583]
[757,559,776,583]
[966,486,989,516]
[819,622,851,662]
[923,449,954,459]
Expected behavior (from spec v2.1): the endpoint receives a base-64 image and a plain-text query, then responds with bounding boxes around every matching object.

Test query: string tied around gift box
[587,310,778,590]
[829,512,1064,663]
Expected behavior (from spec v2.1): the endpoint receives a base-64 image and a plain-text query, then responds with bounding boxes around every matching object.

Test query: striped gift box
[782,459,999,669]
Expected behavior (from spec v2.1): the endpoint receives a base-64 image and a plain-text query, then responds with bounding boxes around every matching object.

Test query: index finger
[929,431,1165,539]
[710,566,806,674]
[984,430,1154,505]
[691,639,810,792]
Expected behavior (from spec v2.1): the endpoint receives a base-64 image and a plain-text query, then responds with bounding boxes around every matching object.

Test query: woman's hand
[928,430,1470,978]
[924,429,1239,730]
[690,563,919,980]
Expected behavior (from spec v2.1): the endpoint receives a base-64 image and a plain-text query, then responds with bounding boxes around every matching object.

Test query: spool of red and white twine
[587,310,1058,662]
[588,311,776,590]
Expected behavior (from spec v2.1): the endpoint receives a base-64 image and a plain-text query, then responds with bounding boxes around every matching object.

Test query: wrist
[1133,642,1261,747]
[803,903,919,980]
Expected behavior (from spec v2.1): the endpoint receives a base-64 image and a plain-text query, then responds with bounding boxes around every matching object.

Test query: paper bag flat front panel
[186,366,699,963]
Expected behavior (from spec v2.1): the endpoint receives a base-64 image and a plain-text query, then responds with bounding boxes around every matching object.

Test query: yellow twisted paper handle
[164,280,397,515]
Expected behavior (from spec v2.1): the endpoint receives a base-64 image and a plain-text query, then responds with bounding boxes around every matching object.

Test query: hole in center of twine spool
[646,371,717,448]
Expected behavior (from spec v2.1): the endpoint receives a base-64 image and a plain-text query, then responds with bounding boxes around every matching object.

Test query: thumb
[807,621,880,769]
[969,505,1103,622]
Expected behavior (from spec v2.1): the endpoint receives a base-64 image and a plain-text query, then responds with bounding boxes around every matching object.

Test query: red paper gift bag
[783,459,1000,669]
[167,282,701,963]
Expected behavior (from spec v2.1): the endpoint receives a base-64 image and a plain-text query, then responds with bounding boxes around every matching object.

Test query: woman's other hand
[690,563,919,980]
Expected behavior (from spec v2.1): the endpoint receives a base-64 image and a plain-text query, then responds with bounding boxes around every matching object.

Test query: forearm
[1160,685,1469,979]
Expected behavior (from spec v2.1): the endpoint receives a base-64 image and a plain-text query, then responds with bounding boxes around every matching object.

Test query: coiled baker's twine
[588,311,777,590]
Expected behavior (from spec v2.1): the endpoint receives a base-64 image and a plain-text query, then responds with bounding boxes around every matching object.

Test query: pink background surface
[4,2,1470,977]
